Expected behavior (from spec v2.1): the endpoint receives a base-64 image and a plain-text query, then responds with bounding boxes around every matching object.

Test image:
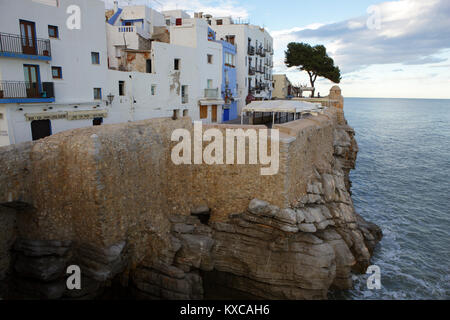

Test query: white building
[202,15,274,115]
[273,74,292,99]
[105,5,225,124]
[0,0,115,146]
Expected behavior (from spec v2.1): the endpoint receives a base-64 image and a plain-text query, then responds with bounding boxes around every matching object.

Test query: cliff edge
[0,87,382,299]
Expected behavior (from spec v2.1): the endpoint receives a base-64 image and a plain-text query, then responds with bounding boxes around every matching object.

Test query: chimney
[113,1,119,13]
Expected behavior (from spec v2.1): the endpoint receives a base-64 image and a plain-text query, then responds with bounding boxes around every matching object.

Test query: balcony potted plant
[43,50,49,56]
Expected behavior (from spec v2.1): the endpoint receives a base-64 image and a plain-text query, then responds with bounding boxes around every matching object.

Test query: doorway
[211,105,217,123]
[20,20,37,55]
[23,65,40,98]
[223,108,229,122]
[31,120,51,141]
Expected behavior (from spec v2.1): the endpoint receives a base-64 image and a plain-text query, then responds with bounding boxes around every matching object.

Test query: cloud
[103,0,249,19]
[275,0,450,73]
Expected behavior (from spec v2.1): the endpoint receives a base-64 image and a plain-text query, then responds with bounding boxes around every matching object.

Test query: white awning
[243,100,323,113]
[199,99,225,106]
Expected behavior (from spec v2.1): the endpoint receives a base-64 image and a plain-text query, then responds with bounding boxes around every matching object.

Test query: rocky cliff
[0,88,381,299]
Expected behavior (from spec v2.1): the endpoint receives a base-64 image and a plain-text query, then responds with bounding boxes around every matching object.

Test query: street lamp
[107,93,115,106]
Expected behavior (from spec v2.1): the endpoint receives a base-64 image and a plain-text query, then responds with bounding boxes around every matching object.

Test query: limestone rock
[298,223,317,233]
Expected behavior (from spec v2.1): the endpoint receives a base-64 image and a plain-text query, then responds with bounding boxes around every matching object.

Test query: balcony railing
[247,45,255,56]
[257,47,266,57]
[0,81,54,99]
[116,26,151,40]
[0,32,51,57]
[204,88,219,99]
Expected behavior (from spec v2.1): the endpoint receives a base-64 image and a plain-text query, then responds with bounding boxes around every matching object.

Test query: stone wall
[0,87,382,299]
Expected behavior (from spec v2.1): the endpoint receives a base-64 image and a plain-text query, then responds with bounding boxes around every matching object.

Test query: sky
[104,0,450,99]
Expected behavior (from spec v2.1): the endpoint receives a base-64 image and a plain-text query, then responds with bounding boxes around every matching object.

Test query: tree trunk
[308,72,316,97]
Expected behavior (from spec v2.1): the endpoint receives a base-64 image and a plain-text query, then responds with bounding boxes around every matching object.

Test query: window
[225,53,234,67]
[176,18,182,26]
[151,85,156,96]
[48,25,59,38]
[183,110,188,117]
[181,85,188,104]
[0,113,3,120]
[119,81,125,96]
[93,88,102,100]
[172,109,180,120]
[91,52,100,65]
[226,35,235,45]
[174,59,180,70]
[200,105,208,119]
[93,118,103,126]
[51,66,62,79]
[166,19,171,26]
[207,54,213,64]
[207,79,213,88]
[216,19,223,25]
[146,59,152,73]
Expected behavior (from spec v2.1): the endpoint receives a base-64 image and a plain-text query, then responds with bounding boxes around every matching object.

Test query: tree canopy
[285,42,341,97]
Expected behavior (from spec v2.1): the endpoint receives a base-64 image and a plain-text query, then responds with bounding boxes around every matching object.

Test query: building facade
[0,0,113,146]
[203,15,274,115]
[0,1,273,146]
[105,6,225,124]
[220,40,238,122]
[272,74,292,99]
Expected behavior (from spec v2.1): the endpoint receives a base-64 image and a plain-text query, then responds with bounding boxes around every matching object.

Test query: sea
[330,98,450,300]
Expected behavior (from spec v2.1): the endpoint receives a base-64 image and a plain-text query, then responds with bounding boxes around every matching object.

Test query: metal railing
[0,32,51,57]
[204,88,219,99]
[257,47,266,57]
[0,81,54,99]
[116,26,151,40]
[247,45,255,56]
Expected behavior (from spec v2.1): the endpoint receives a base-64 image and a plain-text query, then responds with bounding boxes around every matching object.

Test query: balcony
[204,88,219,99]
[0,32,51,60]
[247,45,255,56]
[257,47,266,57]
[0,81,55,103]
[117,25,150,39]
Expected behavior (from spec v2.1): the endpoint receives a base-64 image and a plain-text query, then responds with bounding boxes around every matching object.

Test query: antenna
[150,0,163,10]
